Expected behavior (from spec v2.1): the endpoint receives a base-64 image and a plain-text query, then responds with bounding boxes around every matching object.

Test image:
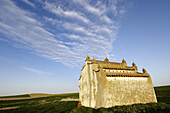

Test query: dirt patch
[0,97,39,101]
[29,93,54,98]
[0,106,19,110]
[61,98,79,101]
[0,94,55,101]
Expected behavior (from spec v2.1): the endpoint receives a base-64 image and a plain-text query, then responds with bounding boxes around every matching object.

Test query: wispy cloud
[0,0,128,67]
[73,0,107,16]
[44,2,90,24]
[22,0,35,8]
[0,37,9,42]
[21,66,51,75]
[0,56,10,61]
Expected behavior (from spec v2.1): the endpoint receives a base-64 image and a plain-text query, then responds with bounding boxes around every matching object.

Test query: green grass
[71,103,170,113]
[0,86,169,113]
[155,85,170,104]
[0,93,79,113]
[0,101,79,113]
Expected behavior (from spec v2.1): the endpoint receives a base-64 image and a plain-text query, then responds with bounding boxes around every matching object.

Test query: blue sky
[0,0,169,96]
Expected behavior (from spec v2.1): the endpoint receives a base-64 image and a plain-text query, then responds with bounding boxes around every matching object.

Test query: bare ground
[60,98,79,101]
[0,97,41,101]
[0,94,54,101]
[0,106,19,110]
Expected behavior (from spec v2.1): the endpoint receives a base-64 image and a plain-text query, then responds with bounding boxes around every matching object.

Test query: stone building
[79,54,157,108]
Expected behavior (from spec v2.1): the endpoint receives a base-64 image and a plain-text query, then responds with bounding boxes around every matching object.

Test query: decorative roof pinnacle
[132,62,136,66]
[142,68,147,73]
[86,54,90,61]
[104,57,109,63]
[122,59,126,63]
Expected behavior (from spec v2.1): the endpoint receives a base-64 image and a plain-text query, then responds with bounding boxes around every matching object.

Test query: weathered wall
[79,64,90,106]
[80,61,99,108]
[80,61,157,108]
[80,62,100,108]
[101,76,157,108]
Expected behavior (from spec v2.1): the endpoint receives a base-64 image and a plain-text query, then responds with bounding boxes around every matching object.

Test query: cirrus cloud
[0,0,128,67]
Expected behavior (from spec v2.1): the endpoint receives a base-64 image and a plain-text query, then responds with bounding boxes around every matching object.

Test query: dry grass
[61,98,79,101]
[0,106,19,110]
[28,93,55,98]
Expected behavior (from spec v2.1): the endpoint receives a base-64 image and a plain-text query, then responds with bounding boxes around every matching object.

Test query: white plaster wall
[80,65,90,106]
[90,64,95,108]
[102,77,157,108]
[80,62,97,107]
[80,64,157,108]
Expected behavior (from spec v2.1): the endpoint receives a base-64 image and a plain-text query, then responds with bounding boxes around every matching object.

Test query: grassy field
[0,93,79,113]
[155,85,170,105]
[0,86,169,113]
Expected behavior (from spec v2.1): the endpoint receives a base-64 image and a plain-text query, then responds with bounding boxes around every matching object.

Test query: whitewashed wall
[79,62,157,108]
